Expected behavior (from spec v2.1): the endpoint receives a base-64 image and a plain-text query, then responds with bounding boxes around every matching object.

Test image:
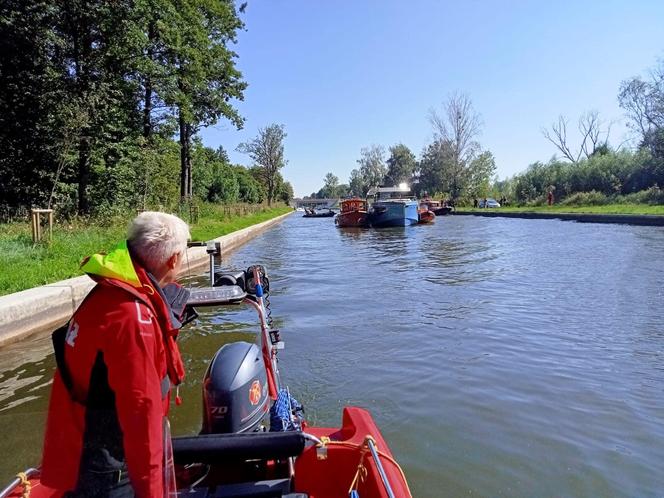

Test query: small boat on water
[2,248,412,498]
[302,207,335,218]
[367,185,419,227]
[335,198,369,228]
[420,198,454,216]
[2,408,410,498]
[417,205,436,224]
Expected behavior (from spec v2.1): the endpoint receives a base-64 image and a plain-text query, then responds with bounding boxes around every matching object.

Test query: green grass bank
[459,203,664,215]
[0,204,292,296]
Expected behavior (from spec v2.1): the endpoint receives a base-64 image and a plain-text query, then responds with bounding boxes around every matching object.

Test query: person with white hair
[41,211,191,498]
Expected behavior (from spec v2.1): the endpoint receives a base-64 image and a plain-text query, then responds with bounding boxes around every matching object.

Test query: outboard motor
[196,259,274,434]
[202,341,270,434]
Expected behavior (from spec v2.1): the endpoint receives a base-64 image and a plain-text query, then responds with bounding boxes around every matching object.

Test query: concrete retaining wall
[0,211,293,347]
[454,210,664,226]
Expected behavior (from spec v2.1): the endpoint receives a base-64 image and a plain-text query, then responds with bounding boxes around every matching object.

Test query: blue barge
[367,185,419,227]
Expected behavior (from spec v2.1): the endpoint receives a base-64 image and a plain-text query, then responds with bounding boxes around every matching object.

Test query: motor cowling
[202,341,269,434]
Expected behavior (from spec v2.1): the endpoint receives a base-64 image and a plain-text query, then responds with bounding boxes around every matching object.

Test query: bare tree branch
[578,110,600,160]
[542,115,577,163]
[543,111,613,162]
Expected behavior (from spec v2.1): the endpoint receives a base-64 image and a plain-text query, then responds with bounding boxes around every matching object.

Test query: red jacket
[41,241,185,498]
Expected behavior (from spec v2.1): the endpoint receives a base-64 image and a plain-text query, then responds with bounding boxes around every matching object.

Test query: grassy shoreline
[0,205,291,296]
[458,204,664,215]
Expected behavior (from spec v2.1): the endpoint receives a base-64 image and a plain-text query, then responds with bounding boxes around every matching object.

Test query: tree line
[0,0,291,219]
[309,93,497,201]
[497,58,664,206]
[311,58,664,207]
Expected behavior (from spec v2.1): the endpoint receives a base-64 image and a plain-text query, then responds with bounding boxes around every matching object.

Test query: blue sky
[200,0,664,198]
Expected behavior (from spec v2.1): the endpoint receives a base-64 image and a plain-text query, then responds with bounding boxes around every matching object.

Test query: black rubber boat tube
[172,432,306,464]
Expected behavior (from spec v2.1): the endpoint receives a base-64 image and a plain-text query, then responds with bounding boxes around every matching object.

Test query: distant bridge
[291,198,339,209]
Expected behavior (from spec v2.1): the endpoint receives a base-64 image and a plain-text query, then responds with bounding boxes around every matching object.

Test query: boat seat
[172,432,306,464]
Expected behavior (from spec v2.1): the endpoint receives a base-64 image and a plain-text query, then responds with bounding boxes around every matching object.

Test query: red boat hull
[417,209,435,224]
[335,210,369,228]
[295,407,411,497]
[2,408,411,498]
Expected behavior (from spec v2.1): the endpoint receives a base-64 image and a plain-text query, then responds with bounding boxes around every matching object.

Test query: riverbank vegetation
[308,58,664,214]
[462,204,664,215]
[489,58,664,209]
[493,150,664,208]
[0,204,291,296]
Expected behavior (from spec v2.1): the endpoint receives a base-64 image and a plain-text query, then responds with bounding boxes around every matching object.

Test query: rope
[14,472,31,498]
[347,443,369,495]
[317,435,413,498]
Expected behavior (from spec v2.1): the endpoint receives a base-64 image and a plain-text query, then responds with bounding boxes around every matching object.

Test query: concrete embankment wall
[454,211,664,226]
[0,211,293,348]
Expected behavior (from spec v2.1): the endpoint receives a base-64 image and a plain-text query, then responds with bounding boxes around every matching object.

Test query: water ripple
[1,216,663,497]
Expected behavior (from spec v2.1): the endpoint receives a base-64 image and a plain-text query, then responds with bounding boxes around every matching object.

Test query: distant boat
[420,198,454,216]
[303,207,335,218]
[335,198,369,228]
[367,185,418,227]
[417,204,436,224]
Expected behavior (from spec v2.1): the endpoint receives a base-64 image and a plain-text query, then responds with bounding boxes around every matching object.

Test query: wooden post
[31,208,54,243]
[189,204,199,223]
[31,211,37,241]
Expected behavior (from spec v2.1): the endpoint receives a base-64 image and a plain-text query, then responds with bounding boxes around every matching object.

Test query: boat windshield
[367,186,413,201]
[341,200,366,212]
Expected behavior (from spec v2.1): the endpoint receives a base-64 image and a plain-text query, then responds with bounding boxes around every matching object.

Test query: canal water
[1,213,663,497]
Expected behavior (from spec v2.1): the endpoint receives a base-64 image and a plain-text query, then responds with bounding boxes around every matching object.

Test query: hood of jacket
[80,240,142,288]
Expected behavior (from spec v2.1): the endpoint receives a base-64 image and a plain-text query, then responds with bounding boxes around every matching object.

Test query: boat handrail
[301,432,324,446]
[0,468,38,498]
[366,437,396,498]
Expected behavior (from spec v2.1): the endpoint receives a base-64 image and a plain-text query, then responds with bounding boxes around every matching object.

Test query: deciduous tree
[348,169,366,197]
[619,60,664,158]
[429,92,482,200]
[415,139,454,197]
[466,151,497,198]
[356,145,386,191]
[171,0,247,199]
[385,144,416,186]
[322,172,340,197]
[237,124,288,205]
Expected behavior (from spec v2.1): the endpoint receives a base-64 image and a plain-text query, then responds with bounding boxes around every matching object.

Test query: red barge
[335,198,369,228]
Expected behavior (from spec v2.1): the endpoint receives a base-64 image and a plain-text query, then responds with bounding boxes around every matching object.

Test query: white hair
[127,211,190,275]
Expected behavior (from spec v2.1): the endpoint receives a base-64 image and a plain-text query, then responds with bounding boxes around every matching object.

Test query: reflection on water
[1,215,664,497]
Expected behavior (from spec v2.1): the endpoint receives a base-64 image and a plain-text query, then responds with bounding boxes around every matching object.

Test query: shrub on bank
[561,191,608,206]
[502,149,664,205]
[509,187,664,208]
[620,185,664,205]
[522,195,548,207]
